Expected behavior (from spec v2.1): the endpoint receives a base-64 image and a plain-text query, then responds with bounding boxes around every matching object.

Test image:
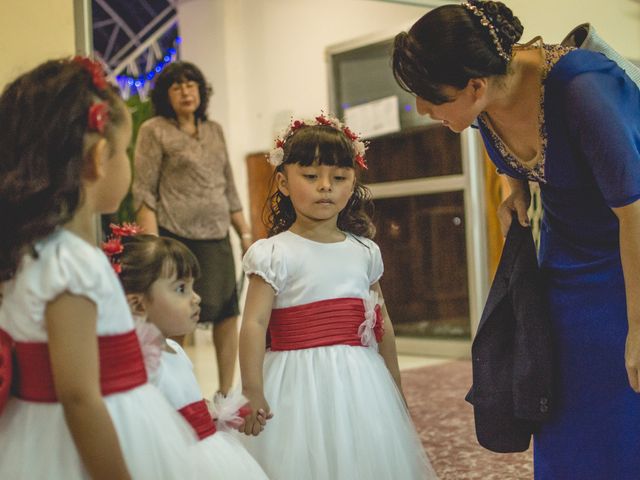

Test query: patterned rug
[401,360,533,480]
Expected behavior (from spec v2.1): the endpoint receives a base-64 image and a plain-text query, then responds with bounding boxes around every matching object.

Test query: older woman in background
[133,61,252,395]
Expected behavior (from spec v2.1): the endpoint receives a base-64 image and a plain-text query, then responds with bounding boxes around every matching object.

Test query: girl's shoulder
[165,339,193,366]
[242,233,293,294]
[243,232,292,264]
[35,228,104,268]
[346,233,379,248]
[5,229,113,326]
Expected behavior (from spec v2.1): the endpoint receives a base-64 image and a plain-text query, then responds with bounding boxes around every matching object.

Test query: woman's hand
[625,328,640,393]
[497,182,531,236]
[614,200,640,393]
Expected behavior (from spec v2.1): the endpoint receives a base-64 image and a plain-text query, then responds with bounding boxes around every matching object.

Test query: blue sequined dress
[478,45,640,479]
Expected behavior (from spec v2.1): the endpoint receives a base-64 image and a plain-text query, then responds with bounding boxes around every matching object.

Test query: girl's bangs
[286,127,354,168]
[159,242,200,280]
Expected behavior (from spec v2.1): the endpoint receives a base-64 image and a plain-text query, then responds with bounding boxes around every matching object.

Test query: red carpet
[401,360,533,479]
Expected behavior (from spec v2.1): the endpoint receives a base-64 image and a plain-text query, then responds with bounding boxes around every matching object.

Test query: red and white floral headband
[102,223,144,274]
[268,113,368,170]
[72,56,110,134]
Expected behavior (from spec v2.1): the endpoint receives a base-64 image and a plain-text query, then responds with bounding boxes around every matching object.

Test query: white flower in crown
[268,147,284,167]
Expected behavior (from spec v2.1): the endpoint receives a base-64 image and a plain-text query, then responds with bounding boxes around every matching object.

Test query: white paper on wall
[344,95,400,140]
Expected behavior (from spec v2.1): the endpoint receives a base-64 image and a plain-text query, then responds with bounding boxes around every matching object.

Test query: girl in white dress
[0,58,206,479]
[112,231,269,479]
[238,114,437,479]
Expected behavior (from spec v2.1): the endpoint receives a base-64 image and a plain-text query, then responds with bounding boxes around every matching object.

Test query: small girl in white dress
[112,231,269,479]
[238,114,437,479]
[0,58,205,479]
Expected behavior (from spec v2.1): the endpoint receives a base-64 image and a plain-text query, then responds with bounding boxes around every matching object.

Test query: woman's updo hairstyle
[475,1,524,57]
[392,1,523,104]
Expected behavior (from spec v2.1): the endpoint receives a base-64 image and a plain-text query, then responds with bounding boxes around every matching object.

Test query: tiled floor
[184,328,449,398]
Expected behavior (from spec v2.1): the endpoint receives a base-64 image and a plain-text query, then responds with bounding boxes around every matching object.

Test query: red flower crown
[102,223,144,274]
[268,113,368,170]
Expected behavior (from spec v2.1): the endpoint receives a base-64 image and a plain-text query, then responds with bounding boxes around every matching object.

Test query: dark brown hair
[265,125,375,238]
[150,61,211,121]
[0,58,127,281]
[117,234,200,295]
[392,1,523,104]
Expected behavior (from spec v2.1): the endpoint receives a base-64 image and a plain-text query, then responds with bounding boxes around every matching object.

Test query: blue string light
[116,43,179,96]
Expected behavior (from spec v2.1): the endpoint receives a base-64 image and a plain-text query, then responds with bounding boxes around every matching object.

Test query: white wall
[0,1,76,89]
[505,0,640,60]
[177,0,427,224]
[177,0,640,232]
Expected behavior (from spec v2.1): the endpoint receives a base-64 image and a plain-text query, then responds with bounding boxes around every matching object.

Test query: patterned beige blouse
[132,116,243,240]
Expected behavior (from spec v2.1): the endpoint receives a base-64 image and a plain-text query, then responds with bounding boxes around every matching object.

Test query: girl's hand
[625,328,640,393]
[497,188,531,237]
[240,391,272,436]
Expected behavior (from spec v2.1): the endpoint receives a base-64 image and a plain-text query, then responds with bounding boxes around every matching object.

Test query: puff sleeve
[25,238,106,323]
[367,240,384,285]
[242,239,287,294]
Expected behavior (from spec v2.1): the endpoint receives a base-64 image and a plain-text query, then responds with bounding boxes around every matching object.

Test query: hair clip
[88,102,109,134]
[101,223,144,274]
[72,56,108,90]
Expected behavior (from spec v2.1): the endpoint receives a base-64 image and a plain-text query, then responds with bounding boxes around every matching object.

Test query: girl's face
[277,162,355,225]
[95,109,132,213]
[415,79,487,133]
[144,274,201,338]
[168,79,201,119]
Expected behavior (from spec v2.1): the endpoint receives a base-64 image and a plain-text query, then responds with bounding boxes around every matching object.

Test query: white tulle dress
[153,338,269,479]
[241,230,437,480]
[0,229,204,479]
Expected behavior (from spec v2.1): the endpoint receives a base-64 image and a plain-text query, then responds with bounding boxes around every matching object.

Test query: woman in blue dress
[392,1,640,478]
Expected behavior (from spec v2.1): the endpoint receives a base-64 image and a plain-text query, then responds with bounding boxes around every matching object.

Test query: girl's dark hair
[150,61,212,121]
[0,58,127,282]
[265,125,375,238]
[117,234,200,295]
[392,1,523,104]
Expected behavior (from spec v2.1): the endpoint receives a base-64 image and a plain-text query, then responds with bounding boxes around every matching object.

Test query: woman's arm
[613,199,640,393]
[239,275,275,435]
[135,203,159,236]
[132,122,162,234]
[371,282,403,393]
[230,210,253,254]
[46,293,131,480]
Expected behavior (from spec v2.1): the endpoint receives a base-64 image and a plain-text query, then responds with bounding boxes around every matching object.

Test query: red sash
[268,297,383,351]
[0,330,12,414]
[6,330,147,403]
[178,399,217,440]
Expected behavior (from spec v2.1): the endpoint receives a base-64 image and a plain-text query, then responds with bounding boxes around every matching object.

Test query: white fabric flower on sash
[358,290,385,349]
[133,317,164,382]
[209,388,251,432]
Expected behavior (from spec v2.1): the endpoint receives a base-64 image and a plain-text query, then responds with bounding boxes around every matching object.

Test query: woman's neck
[176,113,197,132]
[483,49,543,126]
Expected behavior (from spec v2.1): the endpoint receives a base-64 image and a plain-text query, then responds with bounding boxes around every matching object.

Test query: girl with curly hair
[237,116,436,479]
